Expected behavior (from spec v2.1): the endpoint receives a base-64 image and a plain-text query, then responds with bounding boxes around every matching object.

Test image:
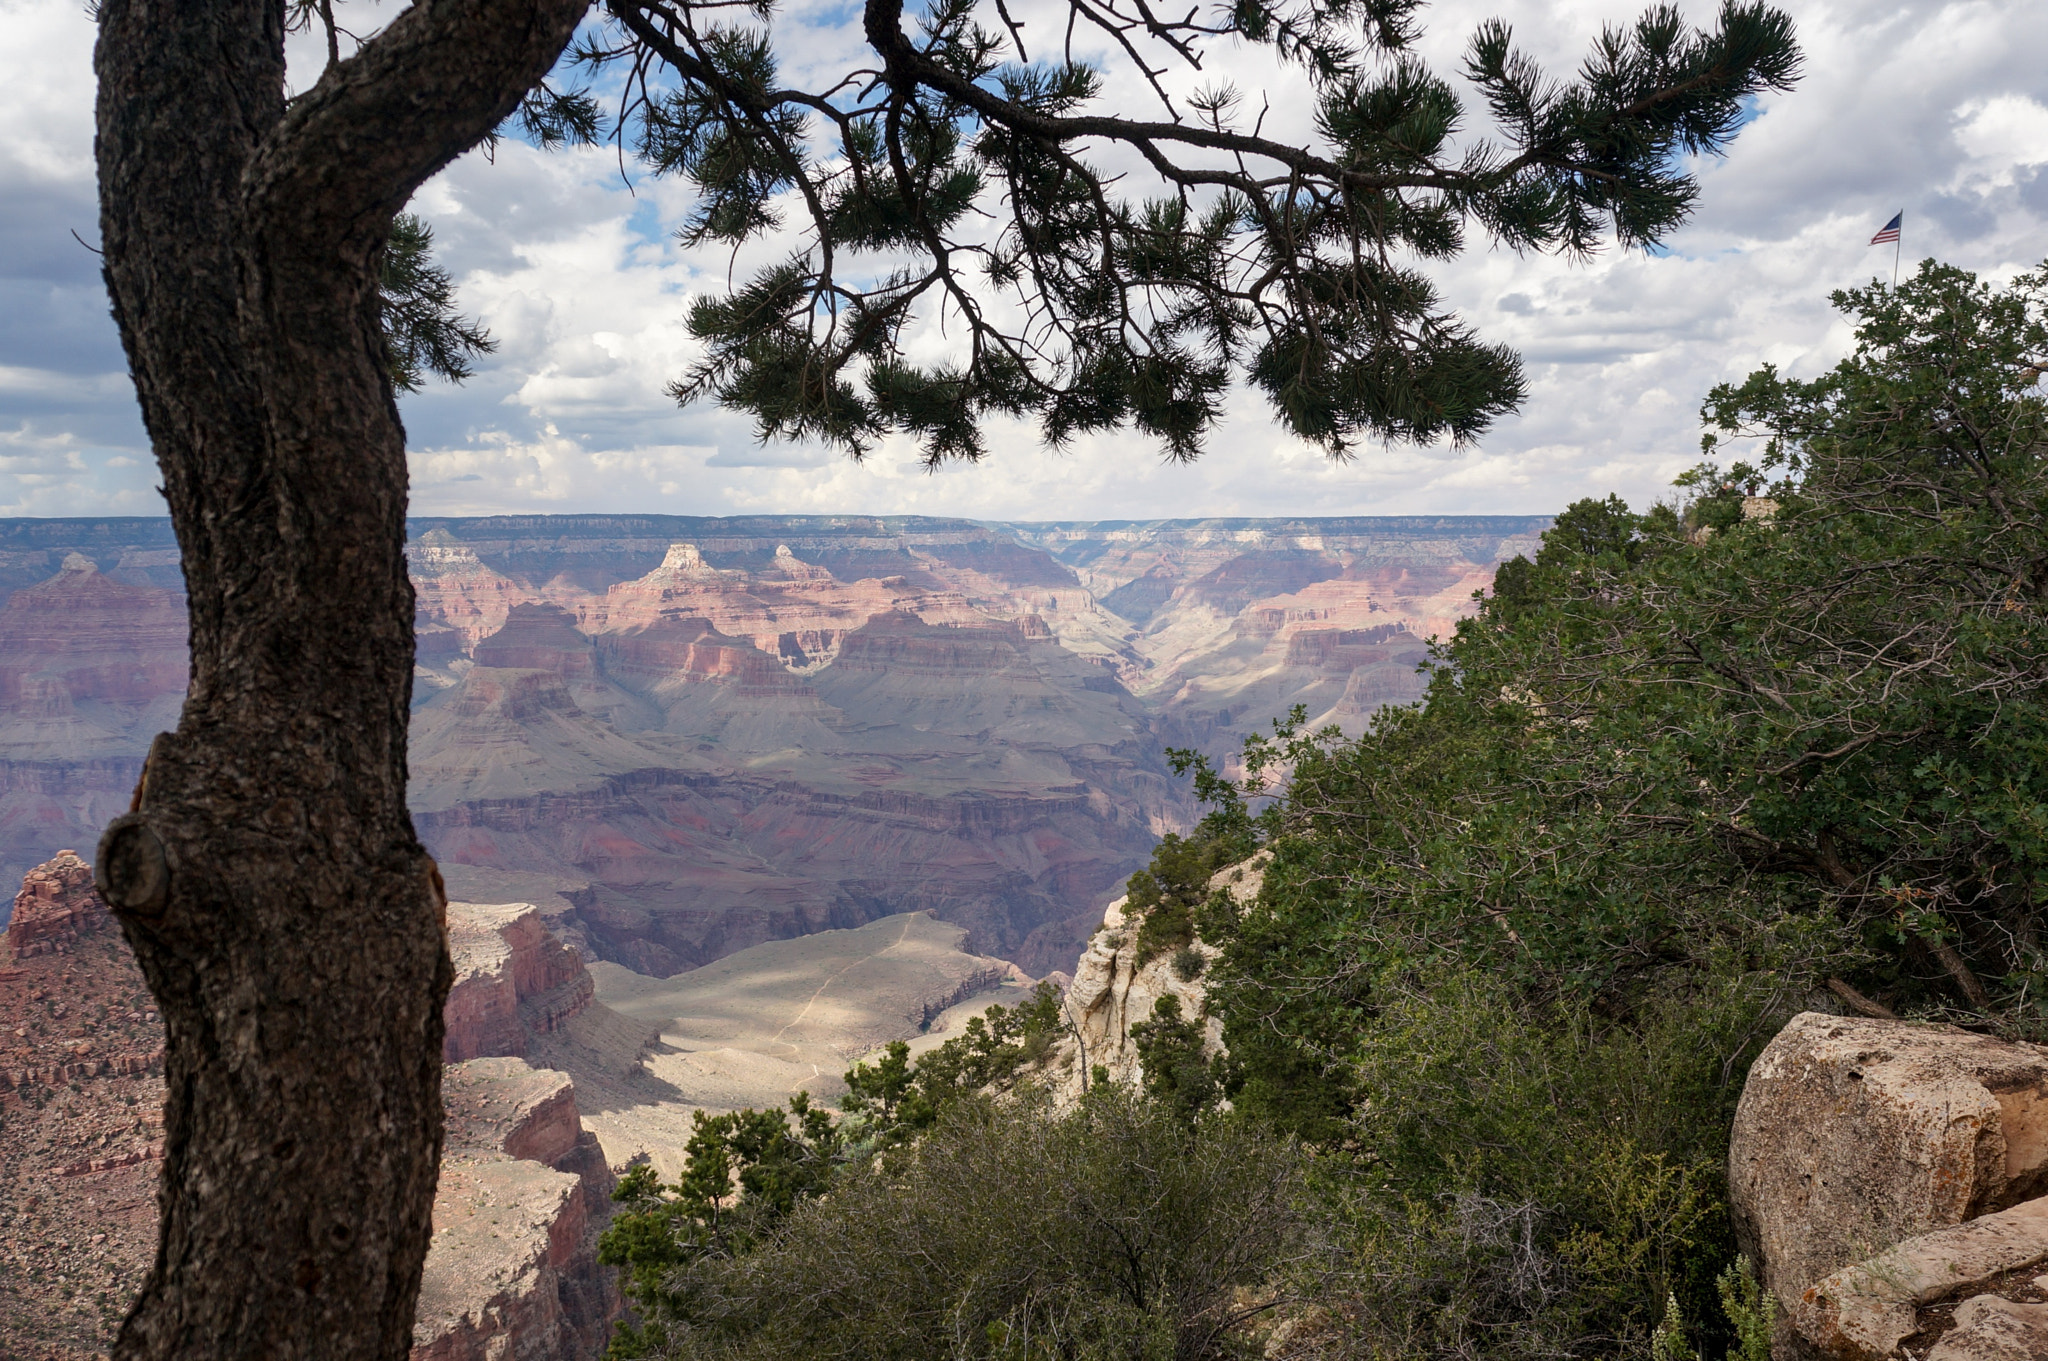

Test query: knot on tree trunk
[96,815,171,918]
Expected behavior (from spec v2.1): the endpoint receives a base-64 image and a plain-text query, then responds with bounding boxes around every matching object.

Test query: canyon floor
[576,912,1037,1175]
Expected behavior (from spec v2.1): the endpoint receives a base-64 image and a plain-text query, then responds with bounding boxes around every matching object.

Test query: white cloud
[5,0,2047,520]
[1952,95,2048,192]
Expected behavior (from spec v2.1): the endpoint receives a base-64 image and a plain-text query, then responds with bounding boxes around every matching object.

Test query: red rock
[1,858,623,1360]
[6,849,111,958]
[0,556,187,712]
[472,603,598,679]
[413,1058,620,1361]
[408,529,527,655]
[444,901,595,1063]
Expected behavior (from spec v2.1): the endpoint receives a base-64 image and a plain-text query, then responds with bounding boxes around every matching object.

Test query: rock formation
[414,1060,618,1361]
[1731,1013,2048,1360]
[0,854,623,1360]
[0,558,187,909]
[1040,853,1266,1104]
[0,514,1544,977]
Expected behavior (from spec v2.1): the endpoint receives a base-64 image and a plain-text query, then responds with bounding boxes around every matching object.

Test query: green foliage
[1318,967,1768,1355]
[1123,836,1218,963]
[1717,1256,1777,1361]
[1121,749,1262,964]
[525,0,1798,465]
[839,982,1064,1145]
[1129,995,1222,1122]
[1652,1257,1776,1361]
[599,1093,843,1358]
[614,1089,1308,1360]
[1183,261,2048,1355]
[377,214,495,392]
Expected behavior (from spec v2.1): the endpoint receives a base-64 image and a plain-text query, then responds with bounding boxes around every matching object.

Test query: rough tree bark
[91,0,585,1354]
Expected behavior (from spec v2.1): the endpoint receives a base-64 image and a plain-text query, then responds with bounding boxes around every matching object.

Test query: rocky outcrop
[1732,1015,2048,1309]
[414,1059,620,1361]
[408,529,527,668]
[1,856,623,1360]
[445,902,600,1063]
[1042,853,1266,1104]
[1731,1014,2048,1360]
[1928,1295,2048,1361]
[1794,1197,2048,1361]
[7,848,117,959]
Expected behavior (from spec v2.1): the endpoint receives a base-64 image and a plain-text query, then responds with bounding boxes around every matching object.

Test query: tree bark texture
[92,0,585,1355]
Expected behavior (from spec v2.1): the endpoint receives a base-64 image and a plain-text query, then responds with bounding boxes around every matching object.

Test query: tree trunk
[91,0,583,1354]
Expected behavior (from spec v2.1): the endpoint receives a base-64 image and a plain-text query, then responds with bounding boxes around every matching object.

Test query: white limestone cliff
[1043,852,1268,1104]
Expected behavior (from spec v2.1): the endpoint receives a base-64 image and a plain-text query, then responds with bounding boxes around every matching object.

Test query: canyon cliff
[0,852,625,1361]
[0,514,1542,976]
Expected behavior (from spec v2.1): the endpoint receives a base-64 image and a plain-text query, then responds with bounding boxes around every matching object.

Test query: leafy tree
[840,982,1065,1143]
[600,1095,843,1358]
[1129,994,1222,1121]
[92,0,1792,1348]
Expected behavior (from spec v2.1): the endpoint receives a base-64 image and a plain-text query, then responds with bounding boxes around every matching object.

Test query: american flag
[1871,212,1902,245]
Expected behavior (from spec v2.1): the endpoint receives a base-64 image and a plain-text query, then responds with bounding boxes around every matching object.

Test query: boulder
[1793,1196,2048,1361]
[1730,1013,2048,1318]
[1927,1295,2048,1361]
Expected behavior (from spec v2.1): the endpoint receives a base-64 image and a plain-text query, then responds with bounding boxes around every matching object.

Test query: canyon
[0,514,1542,976]
[0,512,1541,1357]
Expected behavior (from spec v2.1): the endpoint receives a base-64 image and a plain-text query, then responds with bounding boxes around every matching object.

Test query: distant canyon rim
[0,514,1545,978]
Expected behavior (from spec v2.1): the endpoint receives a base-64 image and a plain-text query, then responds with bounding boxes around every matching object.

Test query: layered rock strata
[1004,519,1546,795]
[0,559,186,910]
[1040,853,1266,1104]
[444,900,600,1063]
[1731,1013,2048,1360]
[0,855,622,1360]
[0,515,1545,977]
[410,597,1174,976]
[414,1059,619,1361]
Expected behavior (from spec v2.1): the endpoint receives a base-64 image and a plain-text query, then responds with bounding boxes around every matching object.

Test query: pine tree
[525,0,1799,463]
[90,0,1797,1354]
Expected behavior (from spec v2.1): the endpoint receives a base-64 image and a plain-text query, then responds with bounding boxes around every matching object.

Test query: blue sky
[2,0,2044,522]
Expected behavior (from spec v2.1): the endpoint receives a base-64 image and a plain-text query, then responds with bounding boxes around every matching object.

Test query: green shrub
[619,1090,1309,1360]
[1130,995,1221,1122]
[839,982,1064,1146]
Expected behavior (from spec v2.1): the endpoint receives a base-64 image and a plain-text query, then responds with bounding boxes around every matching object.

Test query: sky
[1,0,2044,524]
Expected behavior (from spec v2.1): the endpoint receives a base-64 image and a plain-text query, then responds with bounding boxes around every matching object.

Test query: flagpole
[1893,213,1902,290]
